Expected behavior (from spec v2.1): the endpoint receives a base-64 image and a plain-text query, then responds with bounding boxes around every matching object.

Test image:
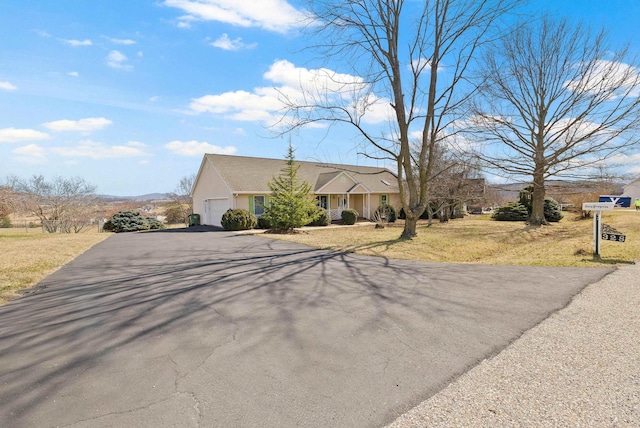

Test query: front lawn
[263,210,640,267]
[0,228,111,305]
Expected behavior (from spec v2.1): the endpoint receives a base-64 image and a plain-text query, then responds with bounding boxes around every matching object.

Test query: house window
[317,195,328,209]
[380,194,388,205]
[253,196,265,216]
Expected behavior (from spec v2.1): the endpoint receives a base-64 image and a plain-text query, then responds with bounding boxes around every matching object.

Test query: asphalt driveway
[0,228,612,427]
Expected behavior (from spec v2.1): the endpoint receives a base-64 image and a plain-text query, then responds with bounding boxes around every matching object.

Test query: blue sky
[1,0,639,195]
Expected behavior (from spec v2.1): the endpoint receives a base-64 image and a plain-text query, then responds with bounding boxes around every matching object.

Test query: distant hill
[97,193,171,202]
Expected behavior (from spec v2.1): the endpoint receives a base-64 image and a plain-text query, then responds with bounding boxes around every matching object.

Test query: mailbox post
[582,202,615,257]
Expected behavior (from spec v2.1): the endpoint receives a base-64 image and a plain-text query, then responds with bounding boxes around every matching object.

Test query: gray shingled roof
[205,154,399,193]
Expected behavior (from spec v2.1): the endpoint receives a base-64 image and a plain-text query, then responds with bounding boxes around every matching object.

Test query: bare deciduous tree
[467,17,640,225]
[0,185,15,218]
[167,174,195,225]
[279,0,516,238]
[8,175,97,233]
[410,138,483,224]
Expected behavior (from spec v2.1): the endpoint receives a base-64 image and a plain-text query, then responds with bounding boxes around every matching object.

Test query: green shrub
[491,202,530,221]
[341,209,358,225]
[257,215,272,229]
[398,207,433,220]
[221,209,257,231]
[308,207,330,226]
[147,218,166,230]
[0,215,11,228]
[375,204,397,223]
[544,198,563,222]
[102,220,114,232]
[108,210,151,233]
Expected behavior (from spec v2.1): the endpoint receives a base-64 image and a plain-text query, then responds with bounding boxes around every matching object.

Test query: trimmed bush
[221,209,257,231]
[102,220,115,232]
[147,218,166,230]
[308,207,330,226]
[375,204,397,223]
[491,202,530,221]
[108,210,151,232]
[257,215,271,230]
[341,208,358,225]
[544,198,563,222]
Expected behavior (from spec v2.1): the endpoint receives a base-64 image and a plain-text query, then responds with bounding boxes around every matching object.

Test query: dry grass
[264,210,640,267]
[0,228,111,305]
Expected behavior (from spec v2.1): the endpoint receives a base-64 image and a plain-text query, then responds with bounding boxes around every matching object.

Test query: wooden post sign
[582,202,615,257]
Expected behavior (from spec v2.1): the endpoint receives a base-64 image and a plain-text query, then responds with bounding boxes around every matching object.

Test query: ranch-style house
[191,154,401,227]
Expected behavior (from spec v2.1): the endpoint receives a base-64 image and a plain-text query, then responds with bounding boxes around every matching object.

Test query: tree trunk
[529,173,547,226]
[401,215,418,239]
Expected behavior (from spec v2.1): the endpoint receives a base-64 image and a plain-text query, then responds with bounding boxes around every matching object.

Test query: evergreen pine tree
[263,145,319,231]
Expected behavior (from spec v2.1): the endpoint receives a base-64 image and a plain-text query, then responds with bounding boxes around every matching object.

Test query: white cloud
[126,141,147,148]
[106,50,132,70]
[68,71,79,77]
[43,117,112,132]
[137,51,143,57]
[211,34,256,51]
[0,81,17,91]
[592,152,640,167]
[409,58,444,73]
[164,140,237,156]
[565,60,640,99]
[52,140,150,159]
[105,37,136,45]
[164,0,309,33]
[63,39,93,47]
[189,90,282,120]
[12,144,46,158]
[188,59,392,125]
[0,128,49,143]
[33,30,51,38]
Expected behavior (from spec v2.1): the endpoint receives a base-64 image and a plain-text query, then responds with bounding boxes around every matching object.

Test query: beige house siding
[351,195,364,216]
[320,177,357,193]
[388,193,401,210]
[235,195,250,211]
[192,157,233,225]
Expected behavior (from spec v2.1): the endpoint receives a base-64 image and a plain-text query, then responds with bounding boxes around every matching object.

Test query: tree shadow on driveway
[0,231,613,427]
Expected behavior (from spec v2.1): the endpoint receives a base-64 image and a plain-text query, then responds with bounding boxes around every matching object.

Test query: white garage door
[206,198,229,227]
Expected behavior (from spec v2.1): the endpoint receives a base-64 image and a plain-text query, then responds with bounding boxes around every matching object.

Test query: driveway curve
[0,228,612,427]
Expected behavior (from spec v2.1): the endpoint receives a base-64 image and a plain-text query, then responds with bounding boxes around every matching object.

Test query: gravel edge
[386,263,640,427]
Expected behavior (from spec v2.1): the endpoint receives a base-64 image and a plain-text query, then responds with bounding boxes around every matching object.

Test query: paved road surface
[0,228,612,427]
